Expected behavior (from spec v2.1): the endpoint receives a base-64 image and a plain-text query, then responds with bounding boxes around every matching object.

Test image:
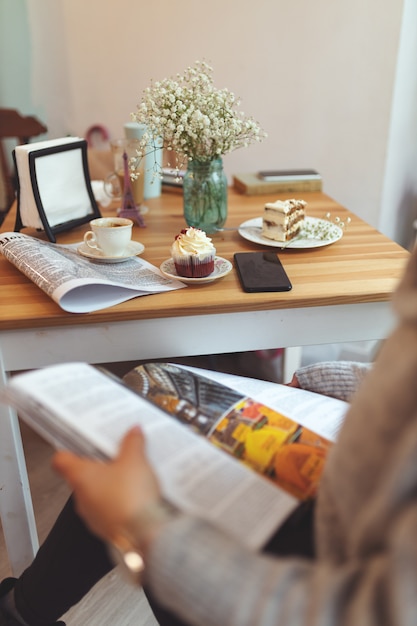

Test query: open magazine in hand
[124,364,333,502]
[1,362,348,550]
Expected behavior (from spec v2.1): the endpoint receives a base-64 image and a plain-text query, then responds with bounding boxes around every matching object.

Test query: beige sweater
[146,246,416,626]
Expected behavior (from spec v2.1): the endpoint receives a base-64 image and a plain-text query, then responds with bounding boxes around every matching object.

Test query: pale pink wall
[379,0,417,247]
[26,0,405,231]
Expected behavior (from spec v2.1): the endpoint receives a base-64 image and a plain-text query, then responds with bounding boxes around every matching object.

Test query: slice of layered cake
[262,199,306,242]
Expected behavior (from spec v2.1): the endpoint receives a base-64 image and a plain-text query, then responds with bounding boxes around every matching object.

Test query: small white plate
[160,256,233,284]
[238,216,343,249]
[77,240,145,263]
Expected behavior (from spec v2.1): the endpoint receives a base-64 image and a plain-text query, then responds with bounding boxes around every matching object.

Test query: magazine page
[175,365,348,442]
[1,362,298,550]
[123,363,347,501]
[0,232,185,313]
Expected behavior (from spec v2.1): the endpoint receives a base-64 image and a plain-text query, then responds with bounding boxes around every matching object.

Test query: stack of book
[161,167,185,193]
[233,169,322,196]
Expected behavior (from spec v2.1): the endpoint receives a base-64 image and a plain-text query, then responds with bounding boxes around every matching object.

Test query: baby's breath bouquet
[132,60,266,170]
[132,61,266,233]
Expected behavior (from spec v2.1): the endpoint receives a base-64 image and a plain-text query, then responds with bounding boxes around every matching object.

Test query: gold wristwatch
[109,499,177,585]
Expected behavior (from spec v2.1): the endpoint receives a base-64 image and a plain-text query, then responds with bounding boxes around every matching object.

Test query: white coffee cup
[84,217,133,257]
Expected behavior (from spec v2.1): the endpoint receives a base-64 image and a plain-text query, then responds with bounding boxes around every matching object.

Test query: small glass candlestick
[118,152,146,227]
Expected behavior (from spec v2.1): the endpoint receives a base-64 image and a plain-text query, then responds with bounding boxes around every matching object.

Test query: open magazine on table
[0,232,185,313]
[1,362,348,551]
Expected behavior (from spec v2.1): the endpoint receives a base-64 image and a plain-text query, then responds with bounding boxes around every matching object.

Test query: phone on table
[234,251,292,293]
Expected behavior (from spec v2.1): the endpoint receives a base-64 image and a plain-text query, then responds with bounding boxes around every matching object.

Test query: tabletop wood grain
[0,189,409,331]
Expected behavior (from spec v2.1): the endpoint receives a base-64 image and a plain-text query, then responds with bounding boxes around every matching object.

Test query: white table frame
[0,301,395,575]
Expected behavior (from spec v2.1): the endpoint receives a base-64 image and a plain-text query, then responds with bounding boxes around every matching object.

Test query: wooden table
[0,188,409,574]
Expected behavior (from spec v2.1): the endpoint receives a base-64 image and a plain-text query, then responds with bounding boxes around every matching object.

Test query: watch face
[109,544,145,585]
[123,550,145,578]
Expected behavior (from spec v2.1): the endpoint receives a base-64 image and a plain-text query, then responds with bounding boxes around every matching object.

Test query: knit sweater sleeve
[146,498,417,626]
[294,360,371,402]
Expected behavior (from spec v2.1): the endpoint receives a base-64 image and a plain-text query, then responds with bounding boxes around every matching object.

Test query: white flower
[131,61,267,171]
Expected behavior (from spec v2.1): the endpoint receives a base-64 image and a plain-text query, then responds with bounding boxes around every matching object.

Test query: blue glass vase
[183,157,227,233]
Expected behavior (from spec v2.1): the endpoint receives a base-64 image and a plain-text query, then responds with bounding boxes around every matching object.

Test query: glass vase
[183,157,227,233]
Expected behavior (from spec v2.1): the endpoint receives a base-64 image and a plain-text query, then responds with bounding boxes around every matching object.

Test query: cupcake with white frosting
[171,227,216,278]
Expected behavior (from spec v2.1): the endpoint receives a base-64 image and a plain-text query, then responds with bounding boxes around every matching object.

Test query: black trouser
[14,497,113,625]
[14,496,315,626]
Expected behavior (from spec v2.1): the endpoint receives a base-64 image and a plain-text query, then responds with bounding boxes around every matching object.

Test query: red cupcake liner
[174,256,215,278]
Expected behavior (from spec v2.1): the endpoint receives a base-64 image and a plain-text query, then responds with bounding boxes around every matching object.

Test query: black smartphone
[234,251,292,293]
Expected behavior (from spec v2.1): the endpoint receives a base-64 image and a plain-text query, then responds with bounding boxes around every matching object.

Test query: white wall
[0,0,32,113]
[18,1,414,242]
[379,0,417,249]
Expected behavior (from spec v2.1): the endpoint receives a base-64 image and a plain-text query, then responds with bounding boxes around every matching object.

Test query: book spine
[162,182,184,194]
[233,177,322,196]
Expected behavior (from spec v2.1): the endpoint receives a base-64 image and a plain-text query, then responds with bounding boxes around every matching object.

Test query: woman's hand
[286,373,301,388]
[52,426,162,552]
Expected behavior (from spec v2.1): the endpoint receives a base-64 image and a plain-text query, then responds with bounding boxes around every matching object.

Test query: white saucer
[238,217,343,249]
[160,256,233,284]
[77,240,145,263]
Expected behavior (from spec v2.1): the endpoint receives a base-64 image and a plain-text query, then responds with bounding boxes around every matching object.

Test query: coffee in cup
[83,217,133,257]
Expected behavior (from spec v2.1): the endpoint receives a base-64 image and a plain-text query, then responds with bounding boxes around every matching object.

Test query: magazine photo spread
[1,362,348,551]
[0,232,185,313]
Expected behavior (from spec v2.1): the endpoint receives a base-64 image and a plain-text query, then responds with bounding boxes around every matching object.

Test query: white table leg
[0,357,38,575]
[281,346,303,383]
